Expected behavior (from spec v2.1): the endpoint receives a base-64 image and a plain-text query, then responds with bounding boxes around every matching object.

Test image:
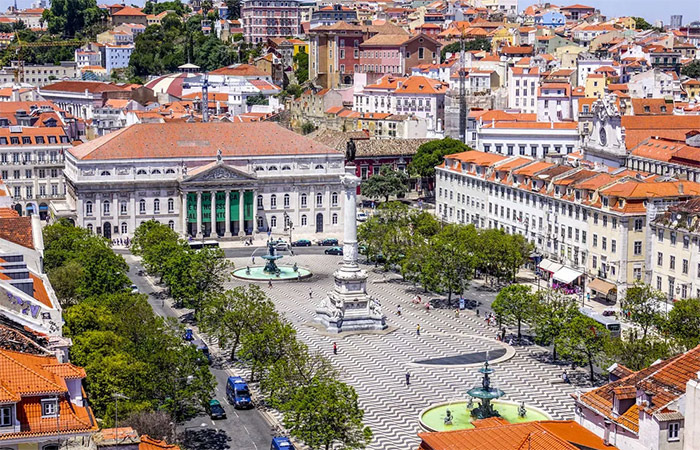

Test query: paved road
[125,256,273,450]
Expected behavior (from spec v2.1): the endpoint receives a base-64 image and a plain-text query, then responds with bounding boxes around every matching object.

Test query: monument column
[342,178,359,267]
[210,191,216,237]
[181,192,188,236]
[238,189,245,236]
[224,190,231,237]
[196,191,203,238]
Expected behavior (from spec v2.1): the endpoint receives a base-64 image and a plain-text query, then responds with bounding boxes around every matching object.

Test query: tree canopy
[408,138,470,193]
[359,164,409,203]
[441,38,491,61]
[492,284,535,339]
[42,0,106,37]
[556,314,610,383]
[681,60,700,79]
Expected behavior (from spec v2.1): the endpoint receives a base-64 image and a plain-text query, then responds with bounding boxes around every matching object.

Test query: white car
[275,240,289,250]
[130,284,139,294]
[356,212,368,222]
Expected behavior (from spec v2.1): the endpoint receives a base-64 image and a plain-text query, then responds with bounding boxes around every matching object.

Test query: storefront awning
[538,258,562,273]
[553,266,583,284]
[589,278,616,295]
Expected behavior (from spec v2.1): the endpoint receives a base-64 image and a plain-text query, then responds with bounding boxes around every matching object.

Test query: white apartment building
[508,66,540,114]
[75,49,102,69]
[353,75,448,133]
[576,56,615,87]
[240,0,302,44]
[536,82,575,122]
[474,120,580,158]
[628,69,682,100]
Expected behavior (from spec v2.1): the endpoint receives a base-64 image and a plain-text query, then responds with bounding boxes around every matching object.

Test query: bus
[579,307,621,338]
[188,240,220,250]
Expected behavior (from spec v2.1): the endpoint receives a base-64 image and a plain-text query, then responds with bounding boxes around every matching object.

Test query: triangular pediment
[183,162,257,183]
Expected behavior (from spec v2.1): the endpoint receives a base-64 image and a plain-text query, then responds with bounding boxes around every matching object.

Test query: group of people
[484,312,497,327]
[111,238,130,247]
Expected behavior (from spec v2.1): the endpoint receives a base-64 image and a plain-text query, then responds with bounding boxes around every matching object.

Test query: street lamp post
[112,393,129,435]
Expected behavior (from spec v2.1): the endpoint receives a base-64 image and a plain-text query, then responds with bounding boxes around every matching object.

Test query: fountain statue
[466,361,506,419]
[262,240,283,274]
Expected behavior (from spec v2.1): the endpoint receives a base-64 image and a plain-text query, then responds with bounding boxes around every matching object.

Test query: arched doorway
[315,213,323,233]
[25,203,35,215]
[13,204,22,216]
[344,75,352,85]
[39,203,49,220]
[103,221,112,239]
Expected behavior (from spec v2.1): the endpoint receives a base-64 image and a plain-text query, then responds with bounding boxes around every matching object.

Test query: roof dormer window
[41,398,59,418]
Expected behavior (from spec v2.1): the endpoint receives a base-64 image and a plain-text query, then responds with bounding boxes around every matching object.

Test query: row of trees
[198,286,372,450]
[131,221,230,313]
[358,202,531,302]
[43,220,215,431]
[492,282,700,383]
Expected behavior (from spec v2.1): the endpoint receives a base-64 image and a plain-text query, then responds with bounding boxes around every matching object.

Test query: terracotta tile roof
[417,420,616,450]
[41,81,127,94]
[601,179,700,199]
[621,116,700,149]
[0,215,33,249]
[500,46,534,55]
[68,122,339,161]
[495,157,532,171]
[140,435,180,450]
[112,6,145,16]
[629,137,685,162]
[361,34,410,46]
[514,161,554,176]
[209,64,268,77]
[482,121,578,130]
[395,76,448,95]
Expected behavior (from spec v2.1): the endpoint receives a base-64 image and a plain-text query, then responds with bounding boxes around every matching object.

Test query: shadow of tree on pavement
[180,428,231,450]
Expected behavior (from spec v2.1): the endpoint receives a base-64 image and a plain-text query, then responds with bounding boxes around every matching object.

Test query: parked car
[291,239,311,247]
[356,212,368,222]
[318,238,339,246]
[192,339,212,365]
[208,399,227,420]
[325,246,343,255]
[271,437,295,450]
[183,328,194,341]
[130,284,139,294]
[226,376,253,409]
[275,240,289,250]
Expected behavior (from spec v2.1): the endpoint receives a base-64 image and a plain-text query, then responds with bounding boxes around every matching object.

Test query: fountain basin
[233,265,312,281]
[419,400,551,432]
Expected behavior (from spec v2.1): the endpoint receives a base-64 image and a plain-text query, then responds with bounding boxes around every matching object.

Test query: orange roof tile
[112,6,146,16]
[140,435,181,450]
[209,64,268,77]
[514,161,555,176]
[0,215,33,249]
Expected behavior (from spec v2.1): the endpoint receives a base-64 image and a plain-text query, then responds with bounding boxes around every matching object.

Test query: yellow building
[585,73,606,99]
[614,17,637,30]
[556,44,586,69]
[683,79,700,99]
[490,27,515,48]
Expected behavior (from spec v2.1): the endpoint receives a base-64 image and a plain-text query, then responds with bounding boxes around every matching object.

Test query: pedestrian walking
[455,309,459,318]
[416,324,421,336]
[268,280,272,288]
[405,371,411,386]
[309,289,313,299]
[501,327,506,341]
[562,370,570,384]
[252,257,255,264]
[333,342,337,355]
[397,304,402,316]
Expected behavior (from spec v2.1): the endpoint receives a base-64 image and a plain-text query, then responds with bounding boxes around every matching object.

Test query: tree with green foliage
[143,0,190,16]
[283,83,304,99]
[129,24,186,76]
[294,48,309,83]
[492,284,536,340]
[556,314,611,384]
[246,92,269,106]
[532,289,578,361]
[42,0,106,37]
[441,38,491,61]
[239,317,298,382]
[48,260,84,307]
[622,282,665,340]
[664,297,700,350]
[131,221,184,277]
[282,377,372,450]
[301,121,316,134]
[359,164,409,203]
[408,138,470,193]
[605,330,671,371]
[225,0,241,19]
[681,60,700,79]
[422,224,477,304]
[199,286,278,360]
[632,16,653,30]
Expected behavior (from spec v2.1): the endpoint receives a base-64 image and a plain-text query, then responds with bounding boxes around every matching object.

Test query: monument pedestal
[314,164,387,333]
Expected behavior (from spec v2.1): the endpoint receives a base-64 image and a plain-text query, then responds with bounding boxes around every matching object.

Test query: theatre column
[238,189,245,236]
[182,193,188,236]
[210,191,216,237]
[224,190,231,237]
[196,191,203,238]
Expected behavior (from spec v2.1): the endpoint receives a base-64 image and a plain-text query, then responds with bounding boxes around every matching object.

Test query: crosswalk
[224,255,580,450]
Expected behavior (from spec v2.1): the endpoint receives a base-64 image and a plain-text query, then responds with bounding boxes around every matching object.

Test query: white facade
[508,67,540,114]
[628,69,682,100]
[537,84,574,122]
[475,122,580,158]
[75,49,101,69]
[577,57,615,87]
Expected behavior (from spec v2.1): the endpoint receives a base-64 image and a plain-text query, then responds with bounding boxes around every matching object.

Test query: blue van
[226,376,253,409]
[270,437,295,450]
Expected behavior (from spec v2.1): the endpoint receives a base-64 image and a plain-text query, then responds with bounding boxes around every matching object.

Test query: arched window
[268,166,278,171]
[270,194,277,209]
[257,195,263,208]
[300,193,307,208]
[315,164,324,170]
[332,213,338,225]
[331,192,338,206]
[120,202,127,215]
[85,201,93,216]
[168,220,174,230]
[257,216,264,228]
[283,194,290,208]
[154,199,160,213]
[165,168,176,174]
[167,198,174,212]
[254,166,264,172]
[87,223,93,233]
[100,170,111,176]
[151,169,161,174]
[103,200,110,215]
[121,222,127,234]
[136,169,147,175]
[282,165,291,171]
[316,193,323,207]
[139,199,146,214]
[270,216,277,227]
[301,214,307,226]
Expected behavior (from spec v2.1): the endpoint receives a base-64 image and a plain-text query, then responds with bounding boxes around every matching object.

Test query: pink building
[240,0,302,44]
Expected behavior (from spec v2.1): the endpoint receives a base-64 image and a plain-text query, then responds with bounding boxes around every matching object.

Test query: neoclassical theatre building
[63,122,345,239]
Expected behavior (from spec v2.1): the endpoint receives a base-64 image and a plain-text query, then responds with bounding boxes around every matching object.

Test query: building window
[257,195,263,208]
[168,198,174,212]
[669,422,680,441]
[139,199,146,214]
[270,216,277,227]
[283,194,290,208]
[41,398,58,417]
[87,224,93,234]
[154,199,160,213]
[301,214,307,226]
[85,201,93,216]
[683,259,689,274]
[120,202,127,215]
[331,192,338,206]
[671,232,677,245]
[670,255,676,270]
[270,194,277,209]
[633,267,641,280]
[300,193,307,208]
[257,216,263,229]
[121,222,127,234]
[168,220,174,230]
[592,234,597,247]
[0,406,11,426]
[611,240,616,253]
[633,241,642,255]
[634,218,643,231]
[316,193,323,207]
[658,252,663,266]
[103,201,110,215]
[332,213,338,224]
